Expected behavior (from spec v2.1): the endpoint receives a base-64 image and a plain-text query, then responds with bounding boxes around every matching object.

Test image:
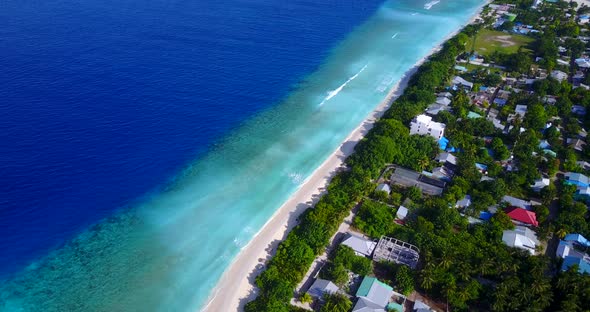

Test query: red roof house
[505,207,539,227]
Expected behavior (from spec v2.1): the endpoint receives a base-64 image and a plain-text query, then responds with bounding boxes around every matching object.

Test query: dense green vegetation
[353,200,397,238]
[245,28,473,312]
[374,261,415,295]
[246,1,590,311]
[320,245,372,286]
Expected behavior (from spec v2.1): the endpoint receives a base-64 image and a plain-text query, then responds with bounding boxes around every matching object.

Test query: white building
[452,76,474,90]
[396,206,409,220]
[502,226,539,255]
[531,178,550,192]
[410,114,446,140]
[376,183,391,194]
[551,70,568,82]
[341,233,377,257]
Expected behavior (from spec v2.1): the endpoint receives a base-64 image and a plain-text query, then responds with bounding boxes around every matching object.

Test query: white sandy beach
[202,8,486,312]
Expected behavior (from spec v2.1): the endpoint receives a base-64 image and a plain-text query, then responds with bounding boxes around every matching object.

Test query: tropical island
[221,0,590,311]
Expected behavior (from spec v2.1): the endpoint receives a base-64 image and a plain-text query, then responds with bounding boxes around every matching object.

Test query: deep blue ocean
[0,0,485,310]
[0,0,383,276]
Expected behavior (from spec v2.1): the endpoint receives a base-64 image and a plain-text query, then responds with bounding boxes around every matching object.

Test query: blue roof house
[439,137,449,151]
[539,140,551,149]
[575,187,590,203]
[562,256,590,274]
[479,211,494,221]
[494,98,507,106]
[564,172,590,188]
[564,234,590,247]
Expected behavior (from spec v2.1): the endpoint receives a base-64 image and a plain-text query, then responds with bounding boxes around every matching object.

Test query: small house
[502,226,539,255]
[341,233,377,257]
[396,206,409,221]
[505,207,539,227]
[308,278,339,299]
[531,178,550,192]
[452,76,474,90]
[353,276,394,311]
[376,183,391,195]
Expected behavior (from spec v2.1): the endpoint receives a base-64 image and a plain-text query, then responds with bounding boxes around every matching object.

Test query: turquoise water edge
[0,0,486,311]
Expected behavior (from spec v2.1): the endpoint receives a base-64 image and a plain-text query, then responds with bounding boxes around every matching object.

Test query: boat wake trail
[319,64,368,106]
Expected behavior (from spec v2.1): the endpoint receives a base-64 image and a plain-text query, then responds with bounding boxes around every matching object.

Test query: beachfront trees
[321,262,348,286]
[354,200,396,238]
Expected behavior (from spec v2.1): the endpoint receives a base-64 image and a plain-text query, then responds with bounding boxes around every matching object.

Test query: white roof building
[452,76,474,90]
[413,299,433,312]
[410,114,446,140]
[396,206,409,220]
[435,97,452,106]
[551,70,568,82]
[531,178,550,192]
[576,58,590,68]
[342,233,377,257]
[352,297,386,312]
[502,226,539,255]
[455,195,472,208]
[376,183,391,194]
[515,105,528,117]
[435,152,457,166]
[308,278,339,299]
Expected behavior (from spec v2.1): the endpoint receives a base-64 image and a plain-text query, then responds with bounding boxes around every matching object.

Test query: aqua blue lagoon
[0,0,485,311]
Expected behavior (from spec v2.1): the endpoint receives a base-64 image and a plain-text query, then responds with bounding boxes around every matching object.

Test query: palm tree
[418,156,430,171]
[439,254,453,270]
[299,292,313,304]
[479,260,493,276]
[420,267,436,291]
[556,228,568,239]
[320,293,352,312]
[456,263,472,281]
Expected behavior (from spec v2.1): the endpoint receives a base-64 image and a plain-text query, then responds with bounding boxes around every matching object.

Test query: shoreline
[201,5,488,312]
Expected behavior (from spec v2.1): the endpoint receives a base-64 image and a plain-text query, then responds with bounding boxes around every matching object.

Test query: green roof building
[355,276,394,308]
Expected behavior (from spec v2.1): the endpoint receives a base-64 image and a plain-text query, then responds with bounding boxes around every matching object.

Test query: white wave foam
[375,74,395,93]
[319,64,368,106]
[287,172,305,185]
[424,1,440,10]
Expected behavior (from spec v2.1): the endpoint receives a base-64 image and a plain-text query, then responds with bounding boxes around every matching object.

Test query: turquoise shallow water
[0,0,486,311]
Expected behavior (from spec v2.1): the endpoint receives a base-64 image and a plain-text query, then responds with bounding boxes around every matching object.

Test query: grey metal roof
[308,278,339,298]
[502,195,532,210]
[342,233,376,257]
[413,300,432,311]
[436,152,457,166]
[455,195,472,208]
[376,183,391,194]
[396,206,409,219]
[352,297,386,312]
[390,167,444,196]
[365,283,393,307]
